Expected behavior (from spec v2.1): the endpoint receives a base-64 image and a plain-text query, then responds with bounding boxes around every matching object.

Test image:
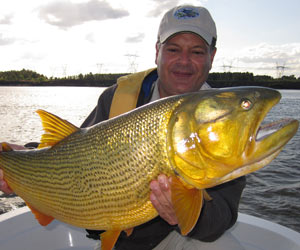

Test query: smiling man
[155,6,216,98]
[81,5,245,250]
[0,5,245,250]
[155,33,216,97]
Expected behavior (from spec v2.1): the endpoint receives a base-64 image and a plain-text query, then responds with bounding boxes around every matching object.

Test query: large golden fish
[0,87,298,250]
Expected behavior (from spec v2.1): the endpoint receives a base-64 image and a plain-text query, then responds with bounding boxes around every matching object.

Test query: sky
[0,0,300,78]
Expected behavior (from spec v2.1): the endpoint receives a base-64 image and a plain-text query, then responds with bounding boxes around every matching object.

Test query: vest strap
[109,68,156,118]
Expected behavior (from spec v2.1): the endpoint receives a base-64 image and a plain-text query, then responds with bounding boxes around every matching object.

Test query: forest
[0,69,300,89]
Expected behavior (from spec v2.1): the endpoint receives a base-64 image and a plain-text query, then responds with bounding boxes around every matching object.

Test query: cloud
[125,33,145,43]
[238,43,299,63]
[38,0,129,29]
[216,43,300,77]
[239,43,300,72]
[146,0,204,17]
[85,32,95,43]
[147,0,181,17]
[20,51,45,61]
[0,13,13,24]
[0,34,16,46]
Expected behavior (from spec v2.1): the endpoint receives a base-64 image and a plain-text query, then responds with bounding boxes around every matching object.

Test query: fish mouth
[224,117,299,184]
[217,110,299,187]
[256,118,296,141]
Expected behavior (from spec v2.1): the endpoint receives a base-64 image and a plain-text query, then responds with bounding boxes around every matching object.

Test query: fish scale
[0,95,181,231]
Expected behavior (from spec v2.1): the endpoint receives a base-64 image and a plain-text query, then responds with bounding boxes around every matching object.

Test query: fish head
[167,87,299,188]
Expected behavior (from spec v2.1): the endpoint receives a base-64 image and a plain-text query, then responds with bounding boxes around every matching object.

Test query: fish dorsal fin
[170,176,203,235]
[36,109,79,148]
[26,202,54,226]
[100,230,121,250]
[1,142,13,152]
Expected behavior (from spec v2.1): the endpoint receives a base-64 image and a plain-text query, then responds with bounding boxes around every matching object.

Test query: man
[81,5,245,250]
[0,5,246,250]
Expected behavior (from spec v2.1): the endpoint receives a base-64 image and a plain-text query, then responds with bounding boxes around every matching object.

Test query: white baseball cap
[158,5,217,46]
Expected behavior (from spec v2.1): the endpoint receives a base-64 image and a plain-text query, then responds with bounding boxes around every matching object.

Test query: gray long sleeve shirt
[82,70,246,250]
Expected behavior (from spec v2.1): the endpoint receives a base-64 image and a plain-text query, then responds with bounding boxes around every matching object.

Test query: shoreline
[0,80,300,89]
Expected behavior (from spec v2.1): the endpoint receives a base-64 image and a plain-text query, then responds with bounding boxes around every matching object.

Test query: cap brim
[160,25,213,45]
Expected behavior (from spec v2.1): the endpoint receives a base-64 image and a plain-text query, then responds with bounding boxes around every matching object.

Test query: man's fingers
[0,142,26,151]
[0,170,14,194]
[150,189,177,225]
[0,180,14,194]
[150,175,178,225]
[0,142,25,194]
[150,179,171,209]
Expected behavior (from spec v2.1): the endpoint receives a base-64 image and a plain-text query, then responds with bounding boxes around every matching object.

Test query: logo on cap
[174,7,199,19]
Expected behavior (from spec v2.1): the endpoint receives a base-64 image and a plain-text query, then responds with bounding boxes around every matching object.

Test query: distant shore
[1,70,300,89]
[1,79,300,89]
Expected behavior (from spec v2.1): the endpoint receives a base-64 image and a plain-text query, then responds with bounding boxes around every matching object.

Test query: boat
[0,206,299,250]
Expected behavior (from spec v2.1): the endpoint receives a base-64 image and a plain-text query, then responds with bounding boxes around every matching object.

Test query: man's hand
[0,169,13,194]
[149,174,178,225]
[0,143,25,151]
[0,142,25,194]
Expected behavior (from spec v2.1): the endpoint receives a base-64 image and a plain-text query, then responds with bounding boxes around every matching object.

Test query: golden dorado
[0,87,298,250]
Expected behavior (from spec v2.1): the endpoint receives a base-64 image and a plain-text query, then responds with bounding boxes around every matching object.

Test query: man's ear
[210,47,217,64]
[155,42,161,65]
[209,47,217,71]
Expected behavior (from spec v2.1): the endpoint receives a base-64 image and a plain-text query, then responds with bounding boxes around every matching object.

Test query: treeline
[207,72,299,82]
[0,69,126,87]
[207,72,300,89]
[0,69,300,89]
[0,69,48,82]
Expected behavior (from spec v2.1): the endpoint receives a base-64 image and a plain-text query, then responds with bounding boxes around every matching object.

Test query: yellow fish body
[0,87,298,250]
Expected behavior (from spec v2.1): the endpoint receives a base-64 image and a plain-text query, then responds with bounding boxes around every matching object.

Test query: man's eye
[193,50,205,55]
[167,48,178,52]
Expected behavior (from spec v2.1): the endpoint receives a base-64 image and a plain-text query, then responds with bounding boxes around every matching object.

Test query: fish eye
[241,99,253,110]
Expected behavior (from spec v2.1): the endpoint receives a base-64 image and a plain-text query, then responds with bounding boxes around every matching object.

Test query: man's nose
[178,51,191,64]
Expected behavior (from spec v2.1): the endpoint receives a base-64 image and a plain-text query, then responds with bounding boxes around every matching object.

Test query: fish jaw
[167,87,299,189]
[215,119,299,185]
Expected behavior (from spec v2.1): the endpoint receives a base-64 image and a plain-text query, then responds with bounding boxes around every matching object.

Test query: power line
[124,54,139,73]
[61,64,68,78]
[96,63,103,74]
[275,62,286,78]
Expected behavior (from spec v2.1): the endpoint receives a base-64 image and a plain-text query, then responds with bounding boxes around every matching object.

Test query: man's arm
[81,85,117,128]
[0,143,26,194]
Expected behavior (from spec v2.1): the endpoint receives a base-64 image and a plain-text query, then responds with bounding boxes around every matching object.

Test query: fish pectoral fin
[203,189,213,201]
[100,230,121,250]
[26,202,54,226]
[170,176,203,235]
[36,110,79,148]
[124,228,133,237]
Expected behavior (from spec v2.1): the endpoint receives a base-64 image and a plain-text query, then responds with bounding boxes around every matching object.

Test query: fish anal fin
[1,143,13,152]
[100,230,121,250]
[36,110,79,149]
[170,176,203,235]
[26,202,54,226]
[124,228,133,237]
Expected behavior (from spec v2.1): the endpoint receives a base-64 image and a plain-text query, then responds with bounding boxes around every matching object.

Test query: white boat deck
[0,207,299,250]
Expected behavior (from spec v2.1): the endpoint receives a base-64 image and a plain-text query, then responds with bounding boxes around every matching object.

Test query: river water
[0,87,299,233]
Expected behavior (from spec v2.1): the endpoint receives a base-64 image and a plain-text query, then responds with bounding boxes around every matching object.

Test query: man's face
[155,32,216,98]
